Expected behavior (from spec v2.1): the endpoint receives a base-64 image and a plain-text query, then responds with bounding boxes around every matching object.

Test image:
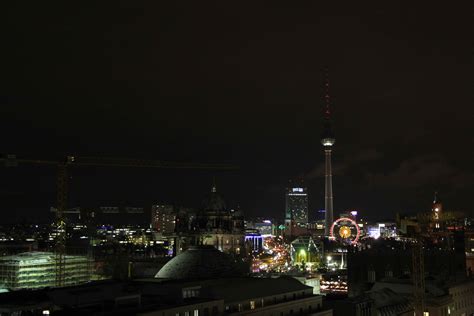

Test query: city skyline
[1,2,473,223]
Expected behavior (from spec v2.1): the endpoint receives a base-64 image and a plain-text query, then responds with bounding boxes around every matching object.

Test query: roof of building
[144,276,313,303]
[371,279,446,297]
[290,236,320,252]
[155,246,242,280]
[0,252,88,266]
[201,276,312,302]
[0,276,315,315]
[366,288,410,308]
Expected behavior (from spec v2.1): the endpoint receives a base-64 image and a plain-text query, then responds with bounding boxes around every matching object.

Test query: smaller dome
[156,246,241,280]
[202,190,226,212]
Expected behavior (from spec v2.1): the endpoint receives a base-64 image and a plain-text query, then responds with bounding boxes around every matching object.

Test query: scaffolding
[0,252,91,290]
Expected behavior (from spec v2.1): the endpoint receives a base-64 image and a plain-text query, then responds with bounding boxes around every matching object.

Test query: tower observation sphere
[321,137,335,147]
[321,113,335,147]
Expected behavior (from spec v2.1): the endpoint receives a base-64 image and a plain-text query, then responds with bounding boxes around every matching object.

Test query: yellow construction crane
[1,154,237,287]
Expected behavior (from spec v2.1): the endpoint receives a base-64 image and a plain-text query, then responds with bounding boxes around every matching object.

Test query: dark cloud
[366,155,474,190]
[305,148,383,179]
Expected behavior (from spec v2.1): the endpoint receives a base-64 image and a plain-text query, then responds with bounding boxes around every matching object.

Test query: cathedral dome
[201,185,226,212]
[155,246,241,280]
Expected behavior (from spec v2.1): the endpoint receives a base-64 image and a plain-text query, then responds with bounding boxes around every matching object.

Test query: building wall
[137,299,224,316]
[330,299,375,316]
[424,296,452,316]
[201,233,244,254]
[228,295,326,316]
[449,280,474,316]
[293,276,321,295]
[137,287,329,316]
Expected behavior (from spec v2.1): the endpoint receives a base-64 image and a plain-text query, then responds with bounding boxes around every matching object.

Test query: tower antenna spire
[324,67,331,119]
[211,176,217,193]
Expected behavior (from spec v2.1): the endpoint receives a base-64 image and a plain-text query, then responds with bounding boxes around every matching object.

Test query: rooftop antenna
[211,176,217,193]
[324,66,331,119]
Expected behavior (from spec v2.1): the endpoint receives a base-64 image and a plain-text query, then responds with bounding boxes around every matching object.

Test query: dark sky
[1,2,473,223]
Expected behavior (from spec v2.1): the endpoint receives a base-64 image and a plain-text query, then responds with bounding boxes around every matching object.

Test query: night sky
[1,2,473,223]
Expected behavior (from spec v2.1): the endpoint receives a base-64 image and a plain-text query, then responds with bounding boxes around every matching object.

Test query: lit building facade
[285,187,309,226]
[290,236,321,269]
[151,204,176,235]
[0,252,91,290]
[245,229,263,252]
[174,185,245,255]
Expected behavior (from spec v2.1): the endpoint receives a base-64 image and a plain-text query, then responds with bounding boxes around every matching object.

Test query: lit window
[250,301,256,309]
[423,312,429,316]
[193,310,199,316]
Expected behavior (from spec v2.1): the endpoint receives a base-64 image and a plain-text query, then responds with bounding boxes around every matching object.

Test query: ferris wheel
[330,217,360,245]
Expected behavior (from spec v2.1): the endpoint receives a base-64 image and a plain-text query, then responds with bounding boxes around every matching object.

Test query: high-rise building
[321,72,335,236]
[285,187,309,226]
[151,204,176,235]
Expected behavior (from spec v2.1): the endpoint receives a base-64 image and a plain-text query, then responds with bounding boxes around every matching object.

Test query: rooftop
[0,252,89,266]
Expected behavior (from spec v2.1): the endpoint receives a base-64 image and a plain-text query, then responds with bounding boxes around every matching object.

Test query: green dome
[155,246,241,280]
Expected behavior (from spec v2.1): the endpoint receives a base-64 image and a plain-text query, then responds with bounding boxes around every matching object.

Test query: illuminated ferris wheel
[330,217,360,245]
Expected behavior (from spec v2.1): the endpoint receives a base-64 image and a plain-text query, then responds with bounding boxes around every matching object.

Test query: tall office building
[151,204,176,235]
[321,72,335,236]
[285,187,309,226]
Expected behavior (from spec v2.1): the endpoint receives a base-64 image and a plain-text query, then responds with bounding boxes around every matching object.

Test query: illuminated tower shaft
[324,148,334,235]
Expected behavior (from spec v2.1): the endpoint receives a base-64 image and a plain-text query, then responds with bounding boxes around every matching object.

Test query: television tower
[321,71,335,236]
